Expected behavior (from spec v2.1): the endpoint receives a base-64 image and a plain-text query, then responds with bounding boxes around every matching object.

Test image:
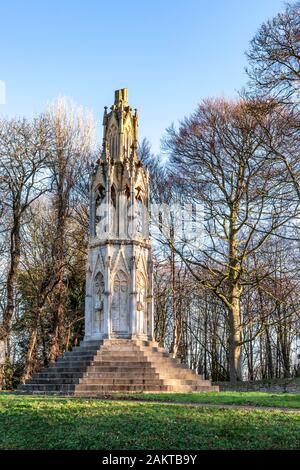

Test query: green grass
[0,393,300,449]
[113,391,300,409]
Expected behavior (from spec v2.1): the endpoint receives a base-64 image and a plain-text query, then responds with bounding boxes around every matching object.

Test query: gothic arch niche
[95,185,106,236]
[135,186,144,236]
[93,272,104,334]
[111,270,129,336]
[124,127,132,158]
[125,185,130,200]
[121,184,130,237]
[136,197,143,235]
[108,124,117,158]
[111,185,117,235]
[136,272,147,335]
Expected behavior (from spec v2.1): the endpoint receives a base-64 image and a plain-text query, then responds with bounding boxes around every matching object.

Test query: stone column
[147,295,154,340]
[118,102,124,161]
[84,263,93,339]
[145,168,150,239]
[105,157,111,235]
[116,187,120,237]
[104,248,111,339]
[130,253,137,338]
[128,170,136,239]
[147,253,154,340]
[89,179,95,238]
[119,190,127,238]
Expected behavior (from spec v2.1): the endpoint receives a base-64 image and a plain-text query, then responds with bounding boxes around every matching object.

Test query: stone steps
[19,385,219,396]
[36,373,84,379]
[74,384,218,393]
[18,338,219,395]
[21,384,76,392]
[36,371,160,379]
[83,373,160,380]
[80,378,164,385]
[87,365,153,372]
[28,375,210,387]
[54,363,90,369]
[57,355,96,362]
[94,356,150,363]
[139,355,199,381]
[18,390,75,396]
[50,367,91,373]
[27,378,80,385]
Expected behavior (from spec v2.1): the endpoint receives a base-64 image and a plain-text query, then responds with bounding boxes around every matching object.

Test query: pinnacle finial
[114,88,128,106]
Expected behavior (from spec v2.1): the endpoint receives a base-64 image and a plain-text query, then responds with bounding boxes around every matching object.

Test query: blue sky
[0,0,285,153]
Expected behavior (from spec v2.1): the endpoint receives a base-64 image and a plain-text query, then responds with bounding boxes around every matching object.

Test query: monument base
[18,339,218,395]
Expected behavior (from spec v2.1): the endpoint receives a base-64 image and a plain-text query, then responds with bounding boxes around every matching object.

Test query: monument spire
[85,88,153,340]
[101,87,138,163]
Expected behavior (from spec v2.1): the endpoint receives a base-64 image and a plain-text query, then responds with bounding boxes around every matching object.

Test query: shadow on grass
[112,391,300,409]
[0,394,300,450]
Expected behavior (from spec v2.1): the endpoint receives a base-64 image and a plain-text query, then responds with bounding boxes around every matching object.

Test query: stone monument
[19,90,218,395]
[84,88,154,342]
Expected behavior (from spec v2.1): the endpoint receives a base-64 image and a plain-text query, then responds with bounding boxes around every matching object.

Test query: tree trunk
[228,297,242,384]
[0,212,21,387]
[48,281,65,362]
[169,232,181,358]
[49,181,67,362]
[265,327,274,379]
[228,202,243,384]
[21,318,39,383]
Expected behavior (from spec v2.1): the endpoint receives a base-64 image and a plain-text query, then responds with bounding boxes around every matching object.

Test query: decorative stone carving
[84,89,154,341]
[111,270,129,335]
[95,186,106,237]
[136,197,143,234]
[94,272,104,333]
[136,273,146,335]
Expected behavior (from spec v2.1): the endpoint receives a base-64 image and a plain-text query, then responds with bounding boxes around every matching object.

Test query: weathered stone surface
[18,339,218,394]
[85,89,153,342]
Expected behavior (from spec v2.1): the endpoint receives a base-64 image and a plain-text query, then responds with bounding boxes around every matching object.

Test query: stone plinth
[18,339,218,395]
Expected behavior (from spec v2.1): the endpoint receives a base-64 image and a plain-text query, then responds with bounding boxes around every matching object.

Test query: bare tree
[44,97,95,362]
[0,117,49,387]
[164,98,299,383]
[246,2,300,103]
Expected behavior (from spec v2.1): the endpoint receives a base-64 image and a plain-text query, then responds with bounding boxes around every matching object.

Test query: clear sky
[0,0,285,153]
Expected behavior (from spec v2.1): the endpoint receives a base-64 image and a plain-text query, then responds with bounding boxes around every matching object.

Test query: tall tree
[0,117,49,387]
[44,97,94,361]
[246,2,300,103]
[165,98,299,383]
[246,0,300,228]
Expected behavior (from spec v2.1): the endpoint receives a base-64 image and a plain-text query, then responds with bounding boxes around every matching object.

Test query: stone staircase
[18,339,218,395]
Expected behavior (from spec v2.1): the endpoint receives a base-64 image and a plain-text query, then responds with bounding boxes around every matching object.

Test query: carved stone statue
[111,271,129,334]
[95,186,105,237]
[137,273,146,334]
[94,272,104,332]
[136,198,143,234]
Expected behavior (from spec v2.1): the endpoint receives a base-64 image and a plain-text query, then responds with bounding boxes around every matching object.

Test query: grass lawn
[0,392,300,449]
[114,391,300,409]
